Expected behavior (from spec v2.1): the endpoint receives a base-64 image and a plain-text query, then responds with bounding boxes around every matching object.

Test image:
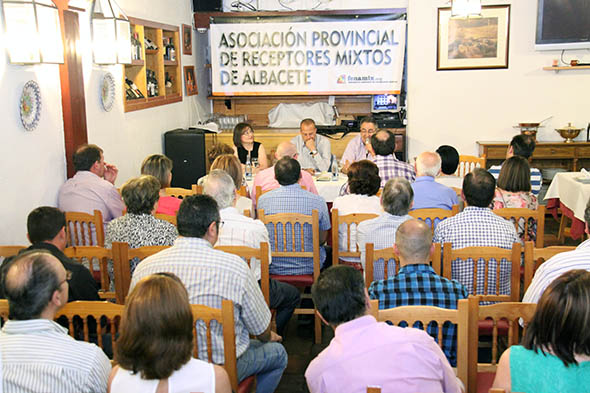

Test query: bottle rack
[124,17,182,112]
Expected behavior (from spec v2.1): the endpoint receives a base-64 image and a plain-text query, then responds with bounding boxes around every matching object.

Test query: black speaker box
[193,0,222,12]
[164,128,207,189]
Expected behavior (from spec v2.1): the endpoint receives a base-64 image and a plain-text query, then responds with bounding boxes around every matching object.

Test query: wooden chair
[493,205,546,247]
[154,213,177,226]
[111,242,170,304]
[442,243,522,302]
[56,300,124,355]
[0,246,26,259]
[164,187,194,199]
[65,209,104,247]
[243,209,251,217]
[258,209,322,344]
[409,205,459,234]
[214,243,270,307]
[0,299,8,322]
[365,243,442,288]
[255,185,306,206]
[367,388,381,393]
[237,185,248,197]
[466,296,536,393]
[191,299,254,393]
[369,299,468,388]
[192,184,203,194]
[457,155,486,177]
[64,246,114,300]
[331,209,379,266]
[523,241,575,294]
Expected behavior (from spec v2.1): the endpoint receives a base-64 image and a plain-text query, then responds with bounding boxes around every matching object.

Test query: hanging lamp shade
[90,0,130,64]
[451,0,482,18]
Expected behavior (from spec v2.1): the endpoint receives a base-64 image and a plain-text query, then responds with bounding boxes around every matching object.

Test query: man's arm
[86,346,112,393]
[105,186,125,221]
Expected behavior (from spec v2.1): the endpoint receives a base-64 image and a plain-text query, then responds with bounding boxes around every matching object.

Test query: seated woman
[492,269,590,393]
[140,154,181,216]
[233,122,268,171]
[208,154,253,216]
[109,273,231,393]
[105,175,177,274]
[492,156,538,243]
[332,160,382,265]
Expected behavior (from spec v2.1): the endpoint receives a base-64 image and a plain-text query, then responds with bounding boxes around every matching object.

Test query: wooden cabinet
[124,17,182,112]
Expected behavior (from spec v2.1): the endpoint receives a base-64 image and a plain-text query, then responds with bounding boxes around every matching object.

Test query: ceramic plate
[20,80,41,131]
[101,72,116,112]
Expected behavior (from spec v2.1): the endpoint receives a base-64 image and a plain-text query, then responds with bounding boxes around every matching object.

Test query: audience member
[412,151,458,210]
[207,143,234,166]
[492,156,538,244]
[203,170,300,336]
[129,195,287,392]
[368,219,468,366]
[58,144,124,225]
[340,116,377,172]
[291,118,332,173]
[357,178,413,279]
[258,157,331,275]
[435,145,462,189]
[523,199,590,304]
[105,175,177,274]
[369,130,415,186]
[140,154,181,215]
[110,273,231,393]
[493,269,590,393]
[433,169,519,297]
[0,206,99,301]
[305,265,462,393]
[209,154,253,216]
[332,160,382,265]
[252,141,318,202]
[233,122,269,170]
[0,251,111,392]
[488,134,542,196]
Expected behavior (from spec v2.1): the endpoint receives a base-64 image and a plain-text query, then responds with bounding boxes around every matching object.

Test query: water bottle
[245,152,252,181]
[331,157,339,181]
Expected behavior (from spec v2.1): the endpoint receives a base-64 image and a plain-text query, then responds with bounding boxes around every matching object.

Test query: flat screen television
[371,94,399,113]
[535,0,590,51]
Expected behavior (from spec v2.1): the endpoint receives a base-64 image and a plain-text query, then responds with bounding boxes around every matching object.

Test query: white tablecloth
[246,174,348,203]
[544,172,590,221]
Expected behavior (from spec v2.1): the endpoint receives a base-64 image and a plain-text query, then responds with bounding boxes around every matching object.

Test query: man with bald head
[368,219,468,367]
[369,130,415,187]
[0,251,111,392]
[411,151,458,210]
[252,141,318,202]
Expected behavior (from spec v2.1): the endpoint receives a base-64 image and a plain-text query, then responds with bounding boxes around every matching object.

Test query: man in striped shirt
[369,130,415,187]
[488,134,542,196]
[0,251,111,393]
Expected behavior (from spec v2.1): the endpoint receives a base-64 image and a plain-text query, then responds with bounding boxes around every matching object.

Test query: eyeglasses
[59,270,73,287]
[360,127,377,134]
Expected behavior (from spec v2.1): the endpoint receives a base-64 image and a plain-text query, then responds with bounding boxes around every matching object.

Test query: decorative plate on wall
[20,80,41,131]
[100,72,116,112]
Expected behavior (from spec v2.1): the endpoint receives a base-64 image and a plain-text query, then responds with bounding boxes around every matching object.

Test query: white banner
[210,20,406,96]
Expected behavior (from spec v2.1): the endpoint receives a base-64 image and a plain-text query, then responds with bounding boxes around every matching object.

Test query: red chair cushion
[476,372,496,393]
[270,274,314,287]
[238,375,255,393]
[339,260,364,273]
[478,318,510,336]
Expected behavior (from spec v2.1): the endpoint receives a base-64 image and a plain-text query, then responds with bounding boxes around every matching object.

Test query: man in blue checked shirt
[369,219,468,366]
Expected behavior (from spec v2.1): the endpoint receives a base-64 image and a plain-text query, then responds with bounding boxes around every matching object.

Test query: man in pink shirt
[305,265,463,393]
[252,141,318,203]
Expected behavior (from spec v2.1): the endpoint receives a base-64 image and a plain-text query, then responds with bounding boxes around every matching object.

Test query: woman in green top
[492,269,590,393]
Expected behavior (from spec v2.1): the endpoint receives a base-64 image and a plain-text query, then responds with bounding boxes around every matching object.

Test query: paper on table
[581,168,590,178]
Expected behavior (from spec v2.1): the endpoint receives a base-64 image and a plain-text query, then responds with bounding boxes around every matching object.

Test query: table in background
[247,174,348,203]
[545,172,590,240]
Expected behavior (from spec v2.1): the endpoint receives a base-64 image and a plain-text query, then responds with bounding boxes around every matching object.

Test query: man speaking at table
[291,118,332,173]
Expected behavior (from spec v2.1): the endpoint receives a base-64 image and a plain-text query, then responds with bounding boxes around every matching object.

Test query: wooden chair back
[164,187,194,199]
[331,209,379,265]
[466,296,536,393]
[154,213,177,226]
[493,205,546,247]
[192,184,203,194]
[111,242,170,304]
[0,246,26,259]
[214,243,270,306]
[190,300,240,393]
[456,155,486,177]
[523,241,575,293]
[442,243,521,302]
[237,185,248,197]
[0,299,8,322]
[369,299,468,387]
[367,388,381,393]
[409,205,459,234]
[365,243,442,289]
[65,210,104,247]
[64,246,114,300]
[255,185,306,206]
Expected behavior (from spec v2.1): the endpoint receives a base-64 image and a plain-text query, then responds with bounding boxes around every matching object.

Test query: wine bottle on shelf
[169,38,176,61]
[134,33,141,60]
[125,77,144,99]
[163,37,169,60]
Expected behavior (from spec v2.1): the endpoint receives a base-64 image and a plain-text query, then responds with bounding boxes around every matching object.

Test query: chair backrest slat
[493,205,546,247]
[523,241,575,293]
[65,210,104,247]
[331,209,379,265]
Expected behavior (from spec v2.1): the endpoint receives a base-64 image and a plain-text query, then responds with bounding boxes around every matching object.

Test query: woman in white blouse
[332,160,383,266]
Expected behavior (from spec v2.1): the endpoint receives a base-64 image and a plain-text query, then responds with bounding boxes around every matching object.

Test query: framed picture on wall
[184,65,197,96]
[437,5,510,70]
[182,24,192,55]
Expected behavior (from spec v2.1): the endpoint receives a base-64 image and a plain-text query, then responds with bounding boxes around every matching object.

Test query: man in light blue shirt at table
[291,118,333,173]
[411,151,459,210]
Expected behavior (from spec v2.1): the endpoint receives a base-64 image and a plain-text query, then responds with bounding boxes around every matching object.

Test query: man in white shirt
[291,118,333,173]
[0,251,111,393]
[203,170,300,336]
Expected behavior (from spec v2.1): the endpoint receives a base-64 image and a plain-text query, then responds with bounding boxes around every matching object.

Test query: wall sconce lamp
[90,0,131,64]
[451,0,482,18]
[1,0,64,64]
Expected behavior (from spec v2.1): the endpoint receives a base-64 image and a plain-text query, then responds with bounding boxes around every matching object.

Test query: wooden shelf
[145,49,159,55]
[543,65,590,73]
[130,59,144,66]
[164,60,178,66]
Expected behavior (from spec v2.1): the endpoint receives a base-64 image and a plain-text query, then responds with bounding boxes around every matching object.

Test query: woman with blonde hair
[209,154,253,216]
[140,154,181,215]
[108,273,231,393]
